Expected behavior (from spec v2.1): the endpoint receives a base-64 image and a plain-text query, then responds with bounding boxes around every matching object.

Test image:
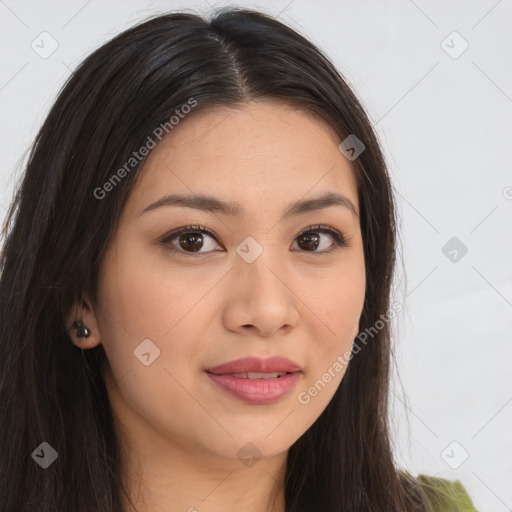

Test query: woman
[0,7,478,512]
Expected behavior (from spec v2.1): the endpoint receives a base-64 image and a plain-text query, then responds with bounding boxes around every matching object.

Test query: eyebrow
[137,191,359,219]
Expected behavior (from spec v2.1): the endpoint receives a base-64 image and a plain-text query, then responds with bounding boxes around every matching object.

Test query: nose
[222,247,300,338]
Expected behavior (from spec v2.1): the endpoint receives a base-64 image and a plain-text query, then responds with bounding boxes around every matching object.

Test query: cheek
[96,247,210,443]
[297,261,365,407]
[309,259,365,344]
[97,238,210,340]
[95,240,213,392]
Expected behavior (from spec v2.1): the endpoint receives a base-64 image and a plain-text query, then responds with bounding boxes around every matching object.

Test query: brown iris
[296,232,320,251]
[178,232,204,252]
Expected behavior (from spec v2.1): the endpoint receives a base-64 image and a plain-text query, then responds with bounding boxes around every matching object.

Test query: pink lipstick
[205,356,302,404]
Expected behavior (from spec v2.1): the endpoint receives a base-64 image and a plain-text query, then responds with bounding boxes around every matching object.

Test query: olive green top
[416,474,478,511]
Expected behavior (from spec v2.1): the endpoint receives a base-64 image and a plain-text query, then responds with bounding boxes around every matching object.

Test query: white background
[1,1,511,510]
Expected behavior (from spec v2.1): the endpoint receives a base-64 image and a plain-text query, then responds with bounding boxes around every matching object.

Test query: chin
[192,426,300,467]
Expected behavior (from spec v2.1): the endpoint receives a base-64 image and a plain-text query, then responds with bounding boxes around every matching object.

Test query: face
[71,100,365,470]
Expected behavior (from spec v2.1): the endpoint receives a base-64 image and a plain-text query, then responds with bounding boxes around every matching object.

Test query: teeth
[248,372,287,380]
[227,372,288,379]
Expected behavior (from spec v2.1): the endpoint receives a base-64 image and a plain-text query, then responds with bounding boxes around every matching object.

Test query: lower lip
[206,371,302,404]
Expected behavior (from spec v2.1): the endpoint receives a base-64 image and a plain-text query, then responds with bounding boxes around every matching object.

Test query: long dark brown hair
[0,8,430,512]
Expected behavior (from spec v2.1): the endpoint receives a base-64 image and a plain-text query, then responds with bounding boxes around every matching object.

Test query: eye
[292,224,348,253]
[158,223,349,256]
[158,224,222,255]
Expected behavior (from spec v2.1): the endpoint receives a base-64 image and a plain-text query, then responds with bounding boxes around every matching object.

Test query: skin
[66,99,366,512]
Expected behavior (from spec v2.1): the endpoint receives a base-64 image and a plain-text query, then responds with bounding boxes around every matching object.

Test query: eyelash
[158,223,349,256]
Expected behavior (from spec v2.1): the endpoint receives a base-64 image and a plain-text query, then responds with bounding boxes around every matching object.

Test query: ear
[64,292,102,350]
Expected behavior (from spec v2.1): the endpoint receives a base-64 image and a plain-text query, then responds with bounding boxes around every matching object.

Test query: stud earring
[72,319,91,338]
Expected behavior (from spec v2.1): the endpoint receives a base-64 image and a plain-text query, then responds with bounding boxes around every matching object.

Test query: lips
[206,356,302,375]
[205,356,302,404]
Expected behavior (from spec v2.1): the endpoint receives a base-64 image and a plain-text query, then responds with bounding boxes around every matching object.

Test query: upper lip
[206,356,302,375]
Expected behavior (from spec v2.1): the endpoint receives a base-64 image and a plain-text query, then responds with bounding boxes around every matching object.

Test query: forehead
[125,100,359,218]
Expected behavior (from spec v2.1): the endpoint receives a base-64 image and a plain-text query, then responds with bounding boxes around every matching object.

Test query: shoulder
[414,473,478,512]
